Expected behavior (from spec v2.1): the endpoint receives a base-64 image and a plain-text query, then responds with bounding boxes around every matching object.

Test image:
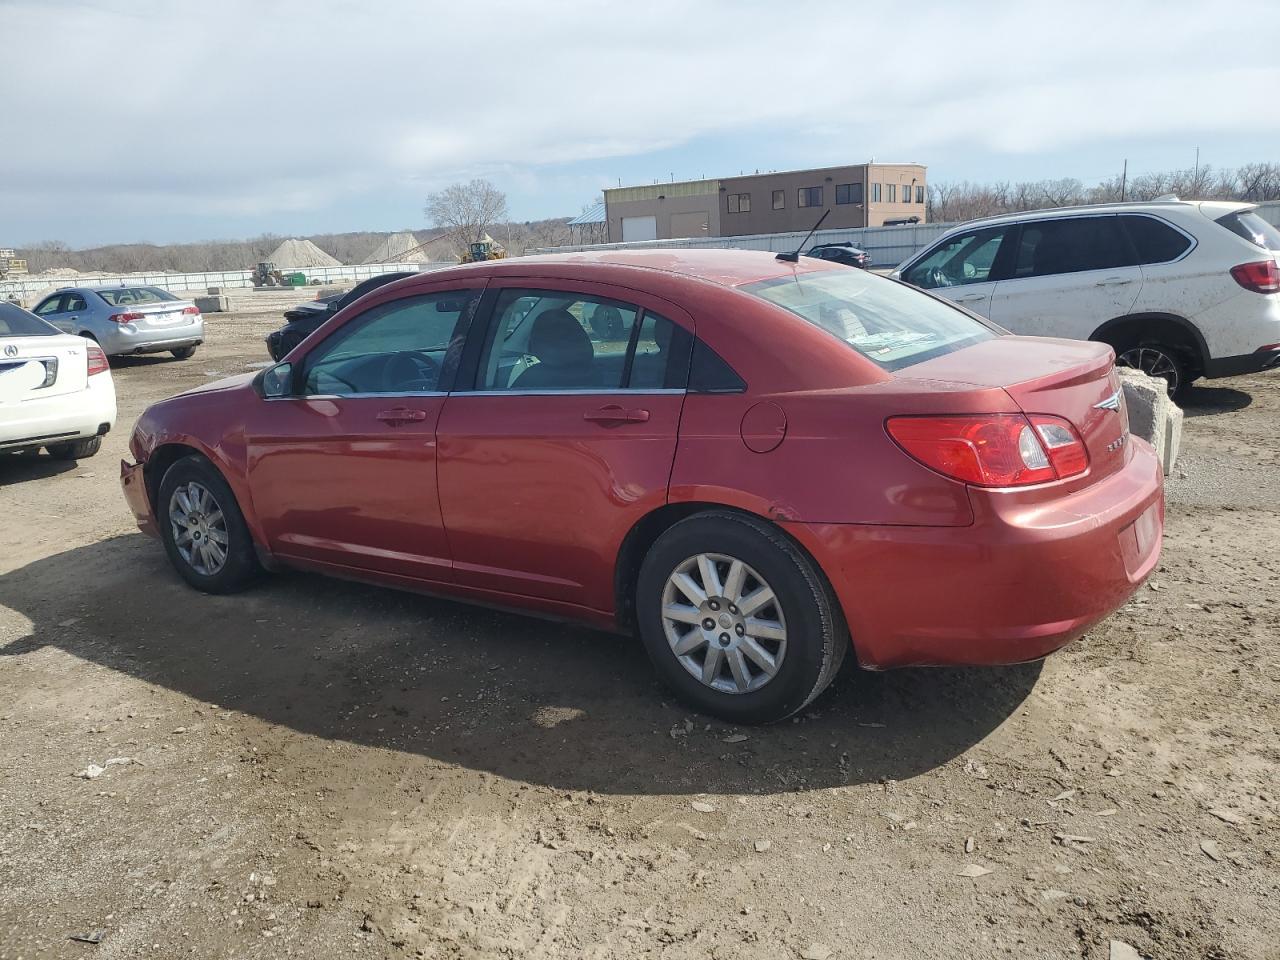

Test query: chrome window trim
[458,388,686,397]
[266,390,449,401]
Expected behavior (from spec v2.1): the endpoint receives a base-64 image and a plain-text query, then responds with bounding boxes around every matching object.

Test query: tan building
[604,162,926,242]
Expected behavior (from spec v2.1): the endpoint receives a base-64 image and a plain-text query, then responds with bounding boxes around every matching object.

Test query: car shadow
[1180,384,1253,418]
[0,450,80,485]
[108,354,176,369]
[1,534,1042,796]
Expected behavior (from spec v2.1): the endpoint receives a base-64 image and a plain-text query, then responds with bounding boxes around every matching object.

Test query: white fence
[1,261,456,305]
[533,222,952,269]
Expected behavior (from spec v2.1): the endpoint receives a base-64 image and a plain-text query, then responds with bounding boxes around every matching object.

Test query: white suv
[893,199,1280,396]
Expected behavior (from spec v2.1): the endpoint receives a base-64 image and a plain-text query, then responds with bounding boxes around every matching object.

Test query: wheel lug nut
[735,624,745,636]
[719,633,731,645]
[703,618,715,630]
[709,600,719,611]
[728,604,738,614]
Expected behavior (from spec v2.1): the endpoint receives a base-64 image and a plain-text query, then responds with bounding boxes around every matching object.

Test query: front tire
[158,455,260,594]
[171,346,197,360]
[46,436,101,460]
[636,511,848,724]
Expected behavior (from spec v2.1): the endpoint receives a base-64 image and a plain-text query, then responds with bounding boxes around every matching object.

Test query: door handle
[376,408,428,424]
[1096,277,1133,286]
[953,293,987,302]
[584,404,650,424]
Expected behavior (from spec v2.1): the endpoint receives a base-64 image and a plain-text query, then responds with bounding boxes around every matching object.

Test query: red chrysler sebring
[121,250,1163,723]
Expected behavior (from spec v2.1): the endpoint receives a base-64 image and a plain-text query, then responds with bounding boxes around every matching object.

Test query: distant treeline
[19,219,574,275]
[927,161,1280,225]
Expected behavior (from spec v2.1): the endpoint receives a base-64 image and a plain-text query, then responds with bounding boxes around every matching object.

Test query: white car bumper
[0,372,117,451]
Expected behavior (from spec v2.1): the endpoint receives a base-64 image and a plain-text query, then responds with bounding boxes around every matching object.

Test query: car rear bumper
[120,458,160,537]
[786,438,1164,668]
[1203,344,1280,378]
[0,375,116,451]
[99,319,204,355]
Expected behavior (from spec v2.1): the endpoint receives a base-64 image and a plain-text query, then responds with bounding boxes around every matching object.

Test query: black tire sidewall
[157,455,258,594]
[47,436,101,460]
[636,512,840,724]
[171,347,197,360]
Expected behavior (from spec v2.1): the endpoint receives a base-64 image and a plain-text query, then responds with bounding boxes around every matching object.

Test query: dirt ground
[1,295,1277,960]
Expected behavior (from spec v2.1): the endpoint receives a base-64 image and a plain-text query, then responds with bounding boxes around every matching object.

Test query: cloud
[2,0,1277,241]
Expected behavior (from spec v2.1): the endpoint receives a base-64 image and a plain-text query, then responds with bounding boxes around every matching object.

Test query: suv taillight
[108,311,144,323]
[1230,260,1280,294]
[886,413,1089,487]
[86,342,109,376]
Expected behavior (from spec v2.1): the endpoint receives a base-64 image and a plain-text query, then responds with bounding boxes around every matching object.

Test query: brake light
[86,342,109,376]
[886,413,1088,487]
[108,312,144,323]
[1229,259,1280,294]
[182,305,200,315]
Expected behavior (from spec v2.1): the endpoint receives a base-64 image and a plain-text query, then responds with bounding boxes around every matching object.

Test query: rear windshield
[741,269,996,371]
[1216,211,1280,251]
[0,301,59,337]
[95,286,179,306]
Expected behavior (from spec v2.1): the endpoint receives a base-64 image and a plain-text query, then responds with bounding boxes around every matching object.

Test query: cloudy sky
[3,0,1278,247]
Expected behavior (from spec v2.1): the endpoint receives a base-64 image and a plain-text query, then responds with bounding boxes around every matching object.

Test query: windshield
[0,302,60,337]
[95,286,179,306]
[741,269,995,371]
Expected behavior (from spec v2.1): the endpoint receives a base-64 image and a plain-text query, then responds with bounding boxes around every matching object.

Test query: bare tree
[424,179,509,256]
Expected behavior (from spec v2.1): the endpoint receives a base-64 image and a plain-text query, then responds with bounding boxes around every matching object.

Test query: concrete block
[206,286,223,295]
[1116,367,1182,476]
[194,295,232,313]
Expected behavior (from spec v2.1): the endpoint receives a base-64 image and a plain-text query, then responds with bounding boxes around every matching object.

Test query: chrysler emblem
[3,345,17,358]
[1094,389,1123,412]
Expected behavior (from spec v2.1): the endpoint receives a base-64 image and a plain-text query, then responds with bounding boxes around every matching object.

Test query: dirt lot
[1,297,1277,960]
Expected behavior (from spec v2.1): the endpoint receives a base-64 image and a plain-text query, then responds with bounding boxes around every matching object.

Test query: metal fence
[532,222,953,269]
[1,261,455,304]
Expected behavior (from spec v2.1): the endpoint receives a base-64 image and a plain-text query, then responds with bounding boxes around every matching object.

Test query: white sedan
[1,301,116,460]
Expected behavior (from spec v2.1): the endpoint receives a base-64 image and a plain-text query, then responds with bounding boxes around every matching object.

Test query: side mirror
[261,362,294,398]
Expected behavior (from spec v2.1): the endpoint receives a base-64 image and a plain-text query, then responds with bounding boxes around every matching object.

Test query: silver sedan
[30,285,203,359]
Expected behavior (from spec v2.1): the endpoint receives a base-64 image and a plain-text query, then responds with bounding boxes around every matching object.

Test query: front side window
[742,269,995,372]
[903,226,1012,289]
[797,186,823,208]
[475,289,690,392]
[34,295,65,315]
[1010,216,1132,278]
[302,290,476,395]
[772,190,785,210]
[1120,215,1192,264]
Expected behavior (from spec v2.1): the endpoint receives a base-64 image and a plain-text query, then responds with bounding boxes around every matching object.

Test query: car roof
[941,198,1255,234]
[400,249,840,291]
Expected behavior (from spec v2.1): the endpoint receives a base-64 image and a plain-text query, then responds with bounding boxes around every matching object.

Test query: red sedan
[120,250,1163,723]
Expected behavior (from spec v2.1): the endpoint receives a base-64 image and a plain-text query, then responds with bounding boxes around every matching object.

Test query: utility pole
[1120,159,1127,201]
[1194,147,1200,184]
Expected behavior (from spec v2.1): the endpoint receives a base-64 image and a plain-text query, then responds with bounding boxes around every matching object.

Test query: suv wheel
[636,511,848,724]
[1116,342,1186,399]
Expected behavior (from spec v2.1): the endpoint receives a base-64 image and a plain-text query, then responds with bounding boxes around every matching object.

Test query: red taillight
[86,342,109,376]
[1229,259,1280,294]
[108,312,144,323]
[886,413,1089,487]
[182,305,200,315]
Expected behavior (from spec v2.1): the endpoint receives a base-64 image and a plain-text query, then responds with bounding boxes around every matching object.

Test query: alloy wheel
[660,553,787,695]
[1117,346,1179,397]
[168,480,229,576]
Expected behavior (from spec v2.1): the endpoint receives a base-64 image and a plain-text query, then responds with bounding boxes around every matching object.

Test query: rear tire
[636,511,848,724]
[157,455,260,594]
[46,436,101,460]
[171,346,197,360]
[1114,339,1189,400]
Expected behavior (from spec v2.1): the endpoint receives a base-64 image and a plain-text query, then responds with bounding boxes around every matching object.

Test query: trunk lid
[131,299,197,329]
[900,335,1130,485]
[0,333,89,402]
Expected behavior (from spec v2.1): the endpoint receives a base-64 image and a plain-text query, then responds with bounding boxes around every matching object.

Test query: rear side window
[1010,216,1132,278]
[0,302,60,337]
[1215,210,1280,251]
[742,269,995,372]
[1121,215,1192,264]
